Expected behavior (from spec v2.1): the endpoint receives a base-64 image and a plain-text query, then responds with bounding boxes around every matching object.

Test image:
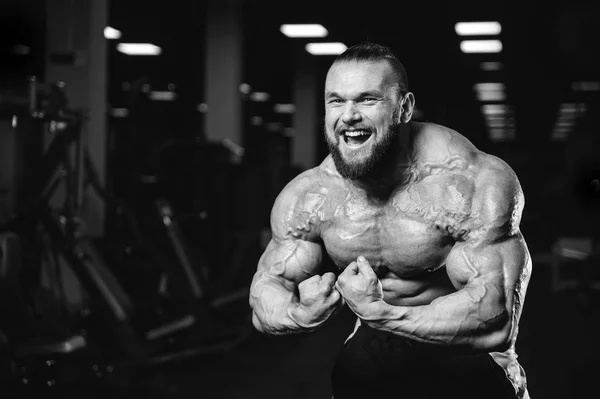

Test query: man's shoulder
[412,122,518,179]
[412,122,524,231]
[272,157,343,215]
[270,158,343,240]
[412,122,480,164]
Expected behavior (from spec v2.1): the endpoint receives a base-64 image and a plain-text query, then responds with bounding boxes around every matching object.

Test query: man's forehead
[325,60,396,91]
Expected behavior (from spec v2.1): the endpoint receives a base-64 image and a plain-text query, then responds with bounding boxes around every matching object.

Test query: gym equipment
[0,76,254,394]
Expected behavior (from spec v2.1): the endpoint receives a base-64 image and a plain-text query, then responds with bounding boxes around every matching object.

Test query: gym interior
[0,0,599,398]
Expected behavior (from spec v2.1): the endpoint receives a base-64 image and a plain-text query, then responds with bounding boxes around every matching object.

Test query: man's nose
[341,102,361,124]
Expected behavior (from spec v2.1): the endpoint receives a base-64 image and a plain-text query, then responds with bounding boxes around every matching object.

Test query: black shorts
[331,323,518,399]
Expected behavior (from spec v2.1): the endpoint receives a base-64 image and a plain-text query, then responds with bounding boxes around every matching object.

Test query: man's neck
[349,123,415,199]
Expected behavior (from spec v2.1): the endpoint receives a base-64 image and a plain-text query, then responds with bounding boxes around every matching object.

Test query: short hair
[333,42,409,93]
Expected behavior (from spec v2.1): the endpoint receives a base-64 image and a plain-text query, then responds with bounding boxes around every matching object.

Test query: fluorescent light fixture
[274,104,296,114]
[484,115,506,121]
[305,42,347,55]
[460,40,502,53]
[250,92,270,102]
[482,104,511,116]
[474,82,505,92]
[485,119,507,127]
[554,120,573,128]
[474,82,506,102]
[558,102,586,114]
[117,43,161,55]
[104,26,122,39]
[552,125,571,132]
[455,21,502,36]
[571,81,600,92]
[488,127,515,142]
[480,61,503,71]
[488,128,508,141]
[280,24,328,38]
[477,91,506,101]
[550,130,568,141]
[149,91,177,101]
[111,108,129,118]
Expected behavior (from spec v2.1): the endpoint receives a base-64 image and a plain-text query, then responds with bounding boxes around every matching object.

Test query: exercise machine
[0,77,254,394]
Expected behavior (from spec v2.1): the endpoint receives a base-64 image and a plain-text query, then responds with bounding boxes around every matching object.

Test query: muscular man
[249,42,532,399]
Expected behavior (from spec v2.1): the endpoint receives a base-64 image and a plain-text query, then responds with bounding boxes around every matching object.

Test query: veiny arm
[249,170,342,335]
[363,156,532,352]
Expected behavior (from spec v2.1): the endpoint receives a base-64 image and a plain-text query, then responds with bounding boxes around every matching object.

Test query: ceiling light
[474,82,506,101]
[280,24,328,38]
[482,104,511,115]
[571,81,600,92]
[455,21,502,36]
[104,26,122,40]
[149,91,176,101]
[117,43,161,55]
[477,91,506,101]
[474,82,505,92]
[274,104,296,114]
[488,127,515,142]
[460,40,502,53]
[250,92,270,102]
[550,130,568,141]
[480,61,503,71]
[111,108,129,118]
[305,42,347,55]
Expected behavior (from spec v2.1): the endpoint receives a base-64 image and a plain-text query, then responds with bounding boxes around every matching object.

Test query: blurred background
[0,0,599,398]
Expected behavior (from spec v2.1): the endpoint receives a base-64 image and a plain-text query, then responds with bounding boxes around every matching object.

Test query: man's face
[324,60,403,180]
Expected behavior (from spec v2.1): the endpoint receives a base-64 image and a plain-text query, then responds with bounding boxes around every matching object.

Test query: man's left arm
[336,160,533,352]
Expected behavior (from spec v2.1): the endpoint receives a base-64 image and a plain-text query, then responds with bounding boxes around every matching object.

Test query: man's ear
[401,92,416,123]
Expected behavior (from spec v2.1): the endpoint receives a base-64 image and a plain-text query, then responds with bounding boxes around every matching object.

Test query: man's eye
[328,99,343,104]
[361,97,378,103]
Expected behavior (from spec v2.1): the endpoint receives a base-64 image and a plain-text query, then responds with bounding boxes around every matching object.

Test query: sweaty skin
[249,124,531,394]
[249,58,531,398]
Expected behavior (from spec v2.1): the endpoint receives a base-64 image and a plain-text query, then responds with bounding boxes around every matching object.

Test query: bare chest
[320,175,475,277]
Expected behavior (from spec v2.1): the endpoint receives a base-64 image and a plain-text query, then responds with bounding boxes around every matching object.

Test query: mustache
[334,125,374,135]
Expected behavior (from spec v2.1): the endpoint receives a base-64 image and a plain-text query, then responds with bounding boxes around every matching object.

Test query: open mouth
[343,130,372,147]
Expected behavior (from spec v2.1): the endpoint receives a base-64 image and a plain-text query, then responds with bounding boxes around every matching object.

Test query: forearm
[363,284,511,352]
[249,273,310,335]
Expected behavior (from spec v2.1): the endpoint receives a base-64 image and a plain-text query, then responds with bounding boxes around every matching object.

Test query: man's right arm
[249,172,343,335]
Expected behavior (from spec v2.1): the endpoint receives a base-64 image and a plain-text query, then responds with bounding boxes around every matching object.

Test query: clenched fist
[289,272,345,330]
[335,256,384,319]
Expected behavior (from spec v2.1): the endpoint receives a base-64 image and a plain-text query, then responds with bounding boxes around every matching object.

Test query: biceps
[445,236,531,308]
[258,238,323,284]
[446,242,503,288]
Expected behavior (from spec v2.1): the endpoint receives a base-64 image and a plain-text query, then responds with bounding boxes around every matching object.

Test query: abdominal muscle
[378,267,456,306]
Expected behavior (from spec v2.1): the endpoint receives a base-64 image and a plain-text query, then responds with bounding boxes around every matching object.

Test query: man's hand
[289,272,345,329]
[336,256,384,319]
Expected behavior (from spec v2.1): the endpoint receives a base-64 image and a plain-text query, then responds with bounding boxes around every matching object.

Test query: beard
[325,121,400,181]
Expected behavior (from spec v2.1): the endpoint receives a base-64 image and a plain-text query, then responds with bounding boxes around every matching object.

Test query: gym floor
[9,253,600,399]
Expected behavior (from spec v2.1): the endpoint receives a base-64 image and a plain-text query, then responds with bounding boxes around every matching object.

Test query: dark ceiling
[242,0,600,148]
[107,0,600,153]
[2,0,598,155]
